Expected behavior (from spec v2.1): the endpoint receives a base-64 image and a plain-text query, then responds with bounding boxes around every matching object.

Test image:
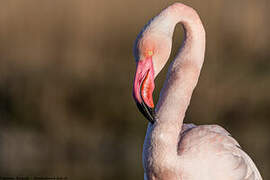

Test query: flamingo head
[133,33,172,123]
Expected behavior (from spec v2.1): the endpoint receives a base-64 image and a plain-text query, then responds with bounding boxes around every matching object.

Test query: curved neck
[143,4,205,176]
[155,4,205,126]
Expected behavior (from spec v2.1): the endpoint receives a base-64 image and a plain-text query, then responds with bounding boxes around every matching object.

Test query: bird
[132,3,262,180]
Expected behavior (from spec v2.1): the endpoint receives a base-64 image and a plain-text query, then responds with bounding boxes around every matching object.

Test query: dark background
[0,0,269,179]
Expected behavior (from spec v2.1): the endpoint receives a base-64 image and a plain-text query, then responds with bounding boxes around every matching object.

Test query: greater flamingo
[132,3,262,180]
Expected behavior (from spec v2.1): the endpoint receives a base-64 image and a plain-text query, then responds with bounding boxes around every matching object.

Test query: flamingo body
[132,3,262,180]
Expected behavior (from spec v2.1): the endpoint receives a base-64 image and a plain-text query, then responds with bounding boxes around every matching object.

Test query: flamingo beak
[135,98,155,124]
[133,58,155,123]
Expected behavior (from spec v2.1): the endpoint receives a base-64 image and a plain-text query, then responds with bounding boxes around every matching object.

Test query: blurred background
[0,0,269,179]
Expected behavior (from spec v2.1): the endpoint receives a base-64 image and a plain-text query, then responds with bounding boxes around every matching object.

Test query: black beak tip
[136,101,155,124]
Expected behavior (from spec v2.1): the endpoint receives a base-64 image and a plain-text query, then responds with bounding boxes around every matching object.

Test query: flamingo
[132,3,262,180]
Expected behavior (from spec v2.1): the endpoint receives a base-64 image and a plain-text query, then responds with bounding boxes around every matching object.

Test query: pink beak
[133,57,155,123]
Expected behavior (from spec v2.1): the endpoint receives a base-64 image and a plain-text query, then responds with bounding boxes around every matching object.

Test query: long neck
[143,3,205,176]
[156,4,205,131]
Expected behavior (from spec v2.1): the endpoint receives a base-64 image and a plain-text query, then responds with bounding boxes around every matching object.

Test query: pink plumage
[132,3,262,180]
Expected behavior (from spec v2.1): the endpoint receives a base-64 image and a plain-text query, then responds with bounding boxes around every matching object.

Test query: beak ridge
[133,58,156,123]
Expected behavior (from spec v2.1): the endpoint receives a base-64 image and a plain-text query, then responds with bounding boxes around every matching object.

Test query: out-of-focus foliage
[0,0,269,179]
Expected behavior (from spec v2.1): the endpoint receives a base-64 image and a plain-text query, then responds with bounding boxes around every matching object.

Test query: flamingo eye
[144,50,154,58]
[147,50,153,56]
